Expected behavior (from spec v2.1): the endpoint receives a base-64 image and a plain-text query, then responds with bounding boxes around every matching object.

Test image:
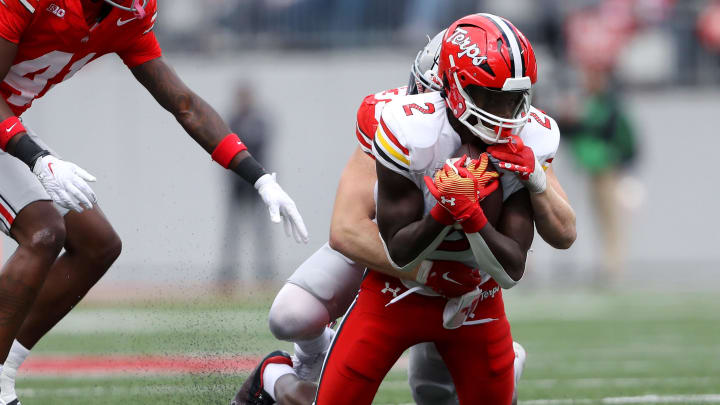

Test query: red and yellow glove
[424,155,488,233]
[487,135,547,193]
[465,152,500,202]
[416,260,483,298]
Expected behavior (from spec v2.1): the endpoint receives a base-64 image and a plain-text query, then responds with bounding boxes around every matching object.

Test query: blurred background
[1,0,719,403]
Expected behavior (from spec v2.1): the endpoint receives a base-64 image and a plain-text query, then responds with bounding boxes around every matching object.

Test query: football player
[0,1,306,403]
[315,13,543,404]
[233,14,575,405]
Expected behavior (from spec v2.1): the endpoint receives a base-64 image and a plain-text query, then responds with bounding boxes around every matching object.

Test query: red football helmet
[438,13,537,143]
[103,0,148,18]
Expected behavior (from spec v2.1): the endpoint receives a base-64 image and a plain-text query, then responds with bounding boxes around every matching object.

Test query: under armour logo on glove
[441,196,456,206]
[424,155,489,233]
[381,282,401,298]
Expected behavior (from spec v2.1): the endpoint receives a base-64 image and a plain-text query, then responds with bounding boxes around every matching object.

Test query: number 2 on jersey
[403,102,436,116]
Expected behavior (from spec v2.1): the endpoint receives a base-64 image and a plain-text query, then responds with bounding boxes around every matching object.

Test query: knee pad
[268,284,330,341]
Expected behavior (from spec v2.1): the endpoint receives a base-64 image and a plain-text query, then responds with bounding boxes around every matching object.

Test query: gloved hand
[487,135,546,194]
[32,155,96,212]
[255,173,308,243]
[415,260,482,298]
[424,155,487,233]
[464,152,500,201]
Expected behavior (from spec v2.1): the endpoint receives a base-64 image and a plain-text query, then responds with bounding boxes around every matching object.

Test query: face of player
[465,85,525,122]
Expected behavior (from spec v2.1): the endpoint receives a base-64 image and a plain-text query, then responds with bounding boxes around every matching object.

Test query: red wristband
[0,117,26,151]
[460,207,488,233]
[430,204,455,226]
[211,133,247,169]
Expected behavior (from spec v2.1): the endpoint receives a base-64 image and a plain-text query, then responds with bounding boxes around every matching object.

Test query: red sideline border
[21,354,262,375]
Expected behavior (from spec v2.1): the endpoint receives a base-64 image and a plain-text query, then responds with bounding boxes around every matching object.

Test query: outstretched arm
[131,57,308,242]
[129,57,259,179]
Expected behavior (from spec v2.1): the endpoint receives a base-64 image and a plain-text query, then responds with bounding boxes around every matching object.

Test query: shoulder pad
[520,106,560,166]
[355,86,407,156]
[373,92,446,176]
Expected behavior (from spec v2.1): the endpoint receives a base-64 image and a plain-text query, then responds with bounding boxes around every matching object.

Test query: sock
[1,340,30,402]
[262,363,295,401]
[294,327,335,358]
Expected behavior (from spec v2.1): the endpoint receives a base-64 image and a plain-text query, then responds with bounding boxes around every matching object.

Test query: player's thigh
[0,152,63,242]
[435,318,515,405]
[286,242,364,320]
[315,294,405,405]
[408,342,458,405]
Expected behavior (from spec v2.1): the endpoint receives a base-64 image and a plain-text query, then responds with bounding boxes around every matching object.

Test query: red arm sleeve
[0,0,35,44]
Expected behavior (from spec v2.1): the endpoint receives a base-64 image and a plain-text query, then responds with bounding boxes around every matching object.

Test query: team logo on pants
[381,282,401,298]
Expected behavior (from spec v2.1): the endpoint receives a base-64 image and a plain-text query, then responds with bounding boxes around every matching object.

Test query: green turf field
[18,290,720,404]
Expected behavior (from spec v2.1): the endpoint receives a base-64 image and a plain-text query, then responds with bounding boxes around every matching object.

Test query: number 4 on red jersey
[0,0,162,116]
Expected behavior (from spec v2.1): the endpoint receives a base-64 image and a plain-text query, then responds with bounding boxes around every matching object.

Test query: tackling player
[0,1,306,403]
[233,14,575,405]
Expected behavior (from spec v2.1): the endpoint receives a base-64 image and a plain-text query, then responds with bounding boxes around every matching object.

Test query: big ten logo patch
[47,4,66,18]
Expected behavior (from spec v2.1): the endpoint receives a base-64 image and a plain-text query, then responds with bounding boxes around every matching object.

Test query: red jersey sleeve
[116,5,162,68]
[0,0,36,44]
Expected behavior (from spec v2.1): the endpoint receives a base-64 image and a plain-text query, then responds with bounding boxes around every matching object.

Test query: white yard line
[378,376,720,389]
[16,384,720,404]
[378,394,720,405]
[521,394,720,404]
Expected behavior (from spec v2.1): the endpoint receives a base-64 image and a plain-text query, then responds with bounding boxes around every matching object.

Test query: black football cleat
[230,350,293,405]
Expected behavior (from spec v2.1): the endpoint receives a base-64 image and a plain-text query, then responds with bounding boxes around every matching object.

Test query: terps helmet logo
[446,27,487,66]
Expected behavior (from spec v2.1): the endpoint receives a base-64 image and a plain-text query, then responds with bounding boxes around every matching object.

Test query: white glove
[255,173,308,243]
[32,155,97,213]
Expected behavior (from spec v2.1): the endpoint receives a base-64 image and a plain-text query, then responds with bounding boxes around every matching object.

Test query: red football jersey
[355,86,407,158]
[0,0,162,116]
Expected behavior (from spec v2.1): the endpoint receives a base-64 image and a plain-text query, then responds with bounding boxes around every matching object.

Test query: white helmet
[103,0,148,18]
[407,29,446,94]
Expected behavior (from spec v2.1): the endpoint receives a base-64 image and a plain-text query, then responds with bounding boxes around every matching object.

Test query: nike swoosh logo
[48,162,54,175]
[117,17,136,26]
[6,122,17,132]
[442,272,462,285]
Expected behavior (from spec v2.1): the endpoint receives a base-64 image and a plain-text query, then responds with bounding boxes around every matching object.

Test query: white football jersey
[372,91,560,293]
